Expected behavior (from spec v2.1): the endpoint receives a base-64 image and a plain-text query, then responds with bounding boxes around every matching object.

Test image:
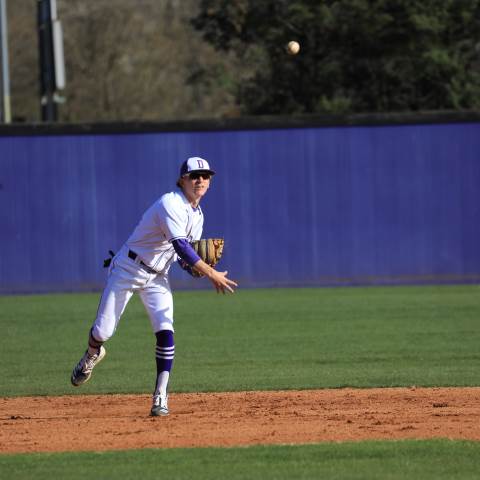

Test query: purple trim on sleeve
[172,238,201,267]
[177,259,196,276]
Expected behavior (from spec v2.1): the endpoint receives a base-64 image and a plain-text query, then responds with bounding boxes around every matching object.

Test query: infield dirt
[1,387,479,453]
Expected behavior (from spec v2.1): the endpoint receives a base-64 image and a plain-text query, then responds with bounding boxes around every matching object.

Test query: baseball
[286,40,300,55]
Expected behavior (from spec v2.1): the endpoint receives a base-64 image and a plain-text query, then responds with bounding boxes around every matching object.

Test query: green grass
[1,440,479,480]
[0,285,479,396]
[1,285,479,479]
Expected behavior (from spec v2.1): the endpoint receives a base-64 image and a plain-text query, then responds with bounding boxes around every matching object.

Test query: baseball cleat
[150,394,169,416]
[70,345,106,386]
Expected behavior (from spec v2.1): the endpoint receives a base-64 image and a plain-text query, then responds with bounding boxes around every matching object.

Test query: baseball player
[71,157,237,416]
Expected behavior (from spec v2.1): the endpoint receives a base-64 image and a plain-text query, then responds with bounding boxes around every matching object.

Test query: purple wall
[1,121,479,293]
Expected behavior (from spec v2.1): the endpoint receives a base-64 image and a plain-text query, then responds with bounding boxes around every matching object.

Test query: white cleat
[70,346,106,386]
[150,394,169,416]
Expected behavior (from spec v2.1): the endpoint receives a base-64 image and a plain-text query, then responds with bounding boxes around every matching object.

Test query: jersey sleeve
[157,195,189,242]
[172,238,201,266]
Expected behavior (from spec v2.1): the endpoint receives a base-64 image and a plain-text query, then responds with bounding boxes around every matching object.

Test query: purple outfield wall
[1,113,479,293]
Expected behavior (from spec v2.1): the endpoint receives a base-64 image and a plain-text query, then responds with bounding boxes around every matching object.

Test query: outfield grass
[1,440,479,480]
[0,285,479,396]
[1,285,479,479]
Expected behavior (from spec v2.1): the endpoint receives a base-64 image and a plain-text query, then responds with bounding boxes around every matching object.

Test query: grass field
[1,440,480,480]
[0,284,479,478]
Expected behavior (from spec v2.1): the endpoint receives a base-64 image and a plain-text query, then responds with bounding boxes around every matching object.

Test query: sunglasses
[188,172,211,180]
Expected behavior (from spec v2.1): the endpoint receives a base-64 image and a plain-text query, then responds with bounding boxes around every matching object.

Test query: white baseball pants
[91,246,174,342]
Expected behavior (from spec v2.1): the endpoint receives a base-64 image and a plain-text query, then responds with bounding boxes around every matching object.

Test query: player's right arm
[190,259,237,294]
[172,239,237,294]
[158,195,237,293]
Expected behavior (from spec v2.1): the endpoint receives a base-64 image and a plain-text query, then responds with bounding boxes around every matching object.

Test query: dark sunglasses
[188,172,211,180]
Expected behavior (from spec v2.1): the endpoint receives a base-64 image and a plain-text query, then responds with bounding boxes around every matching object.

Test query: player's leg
[71,252,141,386]
[70,281,134,386]
[151,329,174,416]
[139,275,174,416]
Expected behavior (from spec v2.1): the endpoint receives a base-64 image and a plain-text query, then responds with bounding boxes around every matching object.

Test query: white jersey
[125,190,203,274]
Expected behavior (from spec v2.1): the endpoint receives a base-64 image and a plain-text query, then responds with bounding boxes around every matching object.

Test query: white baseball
[287,41,300,55]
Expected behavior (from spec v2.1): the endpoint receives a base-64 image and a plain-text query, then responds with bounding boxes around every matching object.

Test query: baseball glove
[190,238,224,277]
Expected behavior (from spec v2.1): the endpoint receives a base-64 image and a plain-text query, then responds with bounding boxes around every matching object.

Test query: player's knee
[91,324,113,343]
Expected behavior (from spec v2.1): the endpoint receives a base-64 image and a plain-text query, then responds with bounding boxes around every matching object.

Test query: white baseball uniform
[91,189,204,342]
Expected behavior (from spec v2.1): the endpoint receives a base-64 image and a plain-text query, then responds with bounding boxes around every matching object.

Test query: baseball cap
[179,157,216,177]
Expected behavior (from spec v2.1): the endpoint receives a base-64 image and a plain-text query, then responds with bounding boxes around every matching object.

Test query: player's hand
[209,270,238,294]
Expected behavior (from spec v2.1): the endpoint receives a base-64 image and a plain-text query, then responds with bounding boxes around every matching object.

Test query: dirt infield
[1,387,479,454]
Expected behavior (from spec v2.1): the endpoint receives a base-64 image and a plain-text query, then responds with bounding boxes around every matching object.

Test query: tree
[8,0,240,122]
[192,0,480,114]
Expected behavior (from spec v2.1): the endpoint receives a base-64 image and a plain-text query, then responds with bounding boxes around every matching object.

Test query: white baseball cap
[179,157,216,177]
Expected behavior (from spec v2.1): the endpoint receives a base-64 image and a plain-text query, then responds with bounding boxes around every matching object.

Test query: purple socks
[154,330,175,397]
